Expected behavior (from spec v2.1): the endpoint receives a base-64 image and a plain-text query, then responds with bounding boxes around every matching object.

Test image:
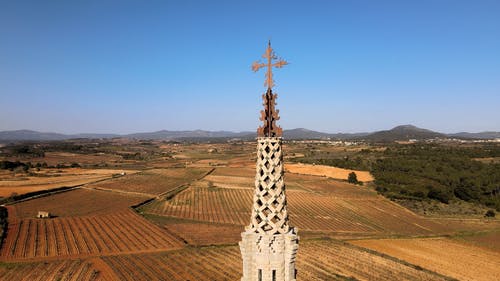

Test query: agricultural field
[143,214,242,246]
[97,239,450,281]
[0,258,115,281]
[453,230,500,252]
[141,181,454,236]
[141,186,252,225]
[11,188,148,219]
[88,167,211,196]
[0,140,498,280]
[0,209,183,260]
[0,168,131,198]
[204,167,254,190]
[5,151,123,167]
[351,237,500,281]
[286,162,374,182]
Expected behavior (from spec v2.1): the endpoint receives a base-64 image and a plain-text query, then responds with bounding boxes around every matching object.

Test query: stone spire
[240,41,299,281]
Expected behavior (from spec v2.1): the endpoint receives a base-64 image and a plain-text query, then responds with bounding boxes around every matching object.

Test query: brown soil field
[0,168,131,197]
[226,154,255,167]
[351,237,500,281]
[102,247,242,281]
[288,192,447,234]
[454,230,500,252]
[89,168,210,196]
[206,166,372,193]
[163,220,242,246]
[0,258,114,281]
[3,151,122,166]
[203,174,254,189]
[142,185,451,235]
[99,239,449,281]
[0,210,183,260]
[190,158,229,167]
[11,188,149,219]
[143,187,252,225]
[429,218,500,233]
[210,166,255,178]
[203,166,255,189]
[286,162,374,182]
[285,173,379,195]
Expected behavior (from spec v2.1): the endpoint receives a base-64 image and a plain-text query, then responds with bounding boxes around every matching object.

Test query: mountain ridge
[0,126,498,141]
[359,125,445,142]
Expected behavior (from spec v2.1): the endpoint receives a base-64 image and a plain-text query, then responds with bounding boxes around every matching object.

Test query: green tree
[348,172,359,184]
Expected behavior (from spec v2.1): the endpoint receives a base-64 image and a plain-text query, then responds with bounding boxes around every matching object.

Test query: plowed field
[0,210,183,260]
[98,239,449,281]
[0,168,130,197]
[156,218,242,246]
[12,188,148,219]
[351,238,500,281]
[142,186,449,235]
[0,258,114,281]
[89,168,210,195]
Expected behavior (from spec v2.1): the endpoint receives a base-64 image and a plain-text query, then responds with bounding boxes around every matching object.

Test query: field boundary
[135,168,216,211]
[82,185,154,198]
[157,167,215,198]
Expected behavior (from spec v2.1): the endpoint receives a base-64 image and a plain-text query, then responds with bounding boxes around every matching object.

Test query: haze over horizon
[1,1,499,135]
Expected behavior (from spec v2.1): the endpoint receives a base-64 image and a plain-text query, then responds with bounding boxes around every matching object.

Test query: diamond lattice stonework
[248,137,289,235]
[240,137,299,281]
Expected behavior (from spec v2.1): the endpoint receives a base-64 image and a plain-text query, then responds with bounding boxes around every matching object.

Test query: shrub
[412,191,426,198]
[347,172,359,184]
[427,188,451,204]
[485,210,495,217]
[454,186,480,201]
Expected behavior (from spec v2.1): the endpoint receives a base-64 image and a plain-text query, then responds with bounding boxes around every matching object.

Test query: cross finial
[252,41,288,89]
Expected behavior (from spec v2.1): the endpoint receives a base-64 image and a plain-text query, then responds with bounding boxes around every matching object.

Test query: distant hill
[448,131,500,139]
[126,130,252,140]
[283,128,370,140]
[0,130,119,141]
[0,129,252,141]
[283,128,331,139]
[0,130,67,141]
[359,125,445,142]
[0,126,498,142]
[0,128,364,141]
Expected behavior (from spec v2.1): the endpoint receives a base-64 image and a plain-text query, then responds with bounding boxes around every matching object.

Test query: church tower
[240,41,299,281]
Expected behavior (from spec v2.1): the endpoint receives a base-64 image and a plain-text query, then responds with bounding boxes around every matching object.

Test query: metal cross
[252,41,288,89]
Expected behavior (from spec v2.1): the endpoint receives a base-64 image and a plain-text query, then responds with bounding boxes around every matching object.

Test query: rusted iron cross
[252,41,288,89]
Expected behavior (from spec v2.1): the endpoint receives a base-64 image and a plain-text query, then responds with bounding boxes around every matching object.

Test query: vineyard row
[0,210,183,260]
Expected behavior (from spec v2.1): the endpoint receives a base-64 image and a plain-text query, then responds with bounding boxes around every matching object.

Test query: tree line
[296,143,500,212]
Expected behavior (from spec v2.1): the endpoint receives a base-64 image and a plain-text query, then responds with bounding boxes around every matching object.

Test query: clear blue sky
[1,1,499,134]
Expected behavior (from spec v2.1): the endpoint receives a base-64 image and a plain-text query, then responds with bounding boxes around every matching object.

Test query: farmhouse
[37,211,50,218]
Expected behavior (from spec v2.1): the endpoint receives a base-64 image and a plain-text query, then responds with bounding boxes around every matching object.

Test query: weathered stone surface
[241,137,299,281]
[240,230,298,281]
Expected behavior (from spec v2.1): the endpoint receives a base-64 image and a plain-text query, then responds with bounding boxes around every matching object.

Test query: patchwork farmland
[141,185,451,235]
[0,140,499,280]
